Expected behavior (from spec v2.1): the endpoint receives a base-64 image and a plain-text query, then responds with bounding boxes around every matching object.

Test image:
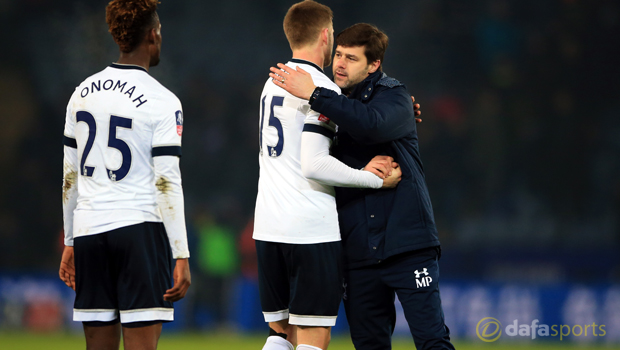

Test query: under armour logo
[415,267,432,288]
[414,268,429,278]
[342,281,348,301]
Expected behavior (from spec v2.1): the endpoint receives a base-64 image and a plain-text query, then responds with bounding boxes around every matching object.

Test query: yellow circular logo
[477,317,502,342]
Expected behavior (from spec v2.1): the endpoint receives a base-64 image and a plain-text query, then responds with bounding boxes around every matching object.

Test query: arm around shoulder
[311,86,416,144]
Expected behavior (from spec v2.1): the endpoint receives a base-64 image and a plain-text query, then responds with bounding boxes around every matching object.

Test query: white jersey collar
[109,63,148,73]
[290,58,323,74]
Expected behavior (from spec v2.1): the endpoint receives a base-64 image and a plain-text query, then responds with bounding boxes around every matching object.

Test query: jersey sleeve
[62,92,79,246]
[302,107,337,139]
[300,70,341,139]
[151,97,189,259]
[152,97,183,158]
[154,156,190,259]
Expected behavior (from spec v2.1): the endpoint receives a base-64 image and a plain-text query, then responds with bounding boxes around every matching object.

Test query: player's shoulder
[155,83,181,109]
[136,71,180,106]
[105,64,181,105]
[287,59,341,94]
[311,72,339,93]
[147,80,182,123]
[261,73,299,103]
[67,67,108,104]
[315,76,340,94]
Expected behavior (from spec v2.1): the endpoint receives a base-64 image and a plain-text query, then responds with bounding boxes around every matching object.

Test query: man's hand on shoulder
[164,258,191,302]
[269,63,317,100]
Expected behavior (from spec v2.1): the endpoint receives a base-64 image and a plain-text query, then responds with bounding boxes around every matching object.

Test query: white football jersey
[253,59,343,244]
[63,63,183,239]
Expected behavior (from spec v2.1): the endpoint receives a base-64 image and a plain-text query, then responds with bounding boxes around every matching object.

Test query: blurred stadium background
[0,0,619,348]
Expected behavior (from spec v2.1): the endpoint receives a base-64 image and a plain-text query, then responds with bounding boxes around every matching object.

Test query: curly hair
[106,0,160,53]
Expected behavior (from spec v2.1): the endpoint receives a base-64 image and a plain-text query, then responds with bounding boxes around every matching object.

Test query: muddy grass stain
[63,170,77,204]
[156,176,172,194]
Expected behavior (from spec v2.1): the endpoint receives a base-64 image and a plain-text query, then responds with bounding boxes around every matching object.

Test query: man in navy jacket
[271,23,454,350]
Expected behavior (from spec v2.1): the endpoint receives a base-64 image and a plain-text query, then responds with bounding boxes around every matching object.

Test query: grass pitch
[0,332,616,349]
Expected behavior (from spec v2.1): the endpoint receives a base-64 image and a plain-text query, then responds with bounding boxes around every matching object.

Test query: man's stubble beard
[338,67,370,96]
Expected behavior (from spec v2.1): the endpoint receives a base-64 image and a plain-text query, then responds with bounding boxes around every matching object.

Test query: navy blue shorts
[255,240,343,326]
[343,247,454,350]
[73,222,173,325]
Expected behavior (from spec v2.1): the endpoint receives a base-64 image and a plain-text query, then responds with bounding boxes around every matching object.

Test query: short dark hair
[106,0,160,53]
[336,23,389,71]
[283,0,333,50]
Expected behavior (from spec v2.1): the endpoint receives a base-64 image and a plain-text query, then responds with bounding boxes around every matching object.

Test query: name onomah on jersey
[80,79,148,108]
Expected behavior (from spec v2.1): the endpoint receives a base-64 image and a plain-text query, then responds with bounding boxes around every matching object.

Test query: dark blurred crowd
[417,0,620,253]
[0,0,618,294]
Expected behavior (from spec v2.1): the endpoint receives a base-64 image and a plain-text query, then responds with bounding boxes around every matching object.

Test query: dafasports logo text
[477,318,607,342]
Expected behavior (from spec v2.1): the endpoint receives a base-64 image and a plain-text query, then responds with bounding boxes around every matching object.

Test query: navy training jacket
[310,71,440,269]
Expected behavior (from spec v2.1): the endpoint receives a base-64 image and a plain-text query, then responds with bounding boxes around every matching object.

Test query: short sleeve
[303,108,338,139]
[152,98,183,157]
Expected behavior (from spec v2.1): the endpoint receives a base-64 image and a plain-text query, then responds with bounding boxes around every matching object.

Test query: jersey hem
[73,209,162,238]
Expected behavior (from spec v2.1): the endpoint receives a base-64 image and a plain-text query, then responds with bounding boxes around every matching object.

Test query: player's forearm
[301,132,383,189]
[154,156,190,259]
[62,147,78,246]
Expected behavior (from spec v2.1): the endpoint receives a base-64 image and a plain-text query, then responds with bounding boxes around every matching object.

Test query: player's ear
[321,27,329,45]
[147,28,157,45]
[368,59,381,74]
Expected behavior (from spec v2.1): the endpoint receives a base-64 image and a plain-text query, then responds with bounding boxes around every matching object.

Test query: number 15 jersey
[253,59,343,244]
[63,63,183,241]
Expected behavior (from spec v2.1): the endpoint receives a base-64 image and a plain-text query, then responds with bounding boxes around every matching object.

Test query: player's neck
[116,49,150,72]
[292,47,325,70]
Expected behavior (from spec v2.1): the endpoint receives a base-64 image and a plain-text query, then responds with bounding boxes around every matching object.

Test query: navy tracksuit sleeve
[310,86,416,145]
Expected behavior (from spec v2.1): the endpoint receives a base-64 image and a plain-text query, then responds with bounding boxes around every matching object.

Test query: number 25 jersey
[63,63,183,239]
